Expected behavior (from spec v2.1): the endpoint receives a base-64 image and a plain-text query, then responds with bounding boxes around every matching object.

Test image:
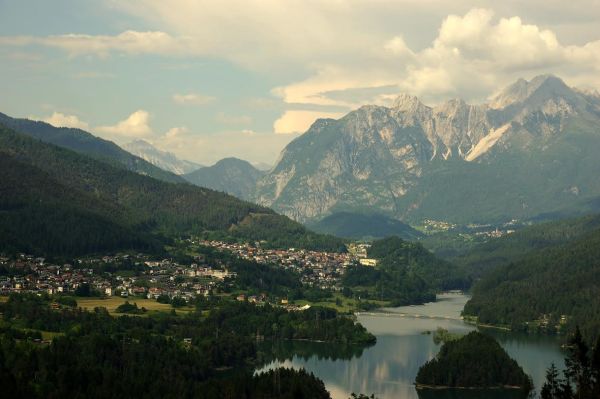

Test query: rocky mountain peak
[490,74,574,110]
[392,93,428,113]
[123,139,202,175]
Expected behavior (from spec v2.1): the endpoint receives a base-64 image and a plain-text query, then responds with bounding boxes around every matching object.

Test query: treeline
[0,333,331,399]
[415,331,532,392]
[342,237,468,306]
[0,294,376,398]
[1,294,375,346]
[463,228,600,342]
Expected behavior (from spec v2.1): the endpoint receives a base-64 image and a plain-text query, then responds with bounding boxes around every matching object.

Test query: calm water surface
[258,293,565,399]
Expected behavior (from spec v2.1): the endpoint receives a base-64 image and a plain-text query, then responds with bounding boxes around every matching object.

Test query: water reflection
[257,293,566,399]
[416,389,528,399]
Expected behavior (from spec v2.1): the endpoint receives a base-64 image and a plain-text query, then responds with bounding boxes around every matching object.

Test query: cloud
[33,112,90,130]
[165,126,188,138]
[0,30,192,58]
[3,4,599,106]
[96,110,152,138]
[273,110,344,134]
[215,112,252,125]
[273,8,600,107]
[153,127,297,165]
[172,92,215,105]
[73,71,115,79]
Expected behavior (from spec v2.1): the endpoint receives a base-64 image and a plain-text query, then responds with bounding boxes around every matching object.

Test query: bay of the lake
[258,292,565,399]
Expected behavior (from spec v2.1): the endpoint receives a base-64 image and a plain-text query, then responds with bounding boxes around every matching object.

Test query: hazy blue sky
[1,0,599,164]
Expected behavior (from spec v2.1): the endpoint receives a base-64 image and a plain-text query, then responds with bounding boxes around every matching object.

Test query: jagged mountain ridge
[123,139,203,175]
[255,75,600,223]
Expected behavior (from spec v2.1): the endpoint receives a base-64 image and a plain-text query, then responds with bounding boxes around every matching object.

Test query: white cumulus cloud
[96,110,153,138]
[34,112,90,130]
[273,110,344,135]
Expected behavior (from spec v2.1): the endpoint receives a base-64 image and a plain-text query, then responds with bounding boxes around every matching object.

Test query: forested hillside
[451,213,600,277]
[463,228,600,342]
[342,236,468,306]
[0,125,343,256]
[308,212,423,240]
[0,112,183,183]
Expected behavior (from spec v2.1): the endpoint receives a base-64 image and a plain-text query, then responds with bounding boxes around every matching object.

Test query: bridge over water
[355,311,464,322]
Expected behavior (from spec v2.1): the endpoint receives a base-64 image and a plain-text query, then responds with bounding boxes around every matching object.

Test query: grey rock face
[255,75,600,223]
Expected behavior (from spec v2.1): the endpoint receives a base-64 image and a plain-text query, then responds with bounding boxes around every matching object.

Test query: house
[359,258,378,267]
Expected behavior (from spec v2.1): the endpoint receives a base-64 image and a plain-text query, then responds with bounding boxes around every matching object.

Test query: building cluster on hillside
[0,253,232,301]
[195,240,361,289]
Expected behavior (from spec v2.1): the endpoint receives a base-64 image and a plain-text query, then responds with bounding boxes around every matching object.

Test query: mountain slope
[123,139,202,175]
[463,225,600,342]
[308,212,423,240]
[342,236,468,306]
[0,124,343,255]
[184,157,264,200]
[0,112,183,183]
[451,213,600,277]
[255,75,600,224]
[0,154,158,255]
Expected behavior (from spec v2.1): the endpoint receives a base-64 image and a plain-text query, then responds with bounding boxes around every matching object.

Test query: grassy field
[76,297,195,315]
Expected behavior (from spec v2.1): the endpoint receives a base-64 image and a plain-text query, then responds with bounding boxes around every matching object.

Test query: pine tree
[565,326,591,398]
[541,363,563,399]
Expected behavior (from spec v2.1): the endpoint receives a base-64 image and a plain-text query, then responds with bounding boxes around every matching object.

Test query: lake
[257,292,565,399]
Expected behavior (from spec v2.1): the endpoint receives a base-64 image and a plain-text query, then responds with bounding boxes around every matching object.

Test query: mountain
[463,224,600,342]
[0,124,344,255]
[254,75,600,224]
[123,139,202,175]
[184,158,264,200]
[0,112,183,184]
[308,212,423,240]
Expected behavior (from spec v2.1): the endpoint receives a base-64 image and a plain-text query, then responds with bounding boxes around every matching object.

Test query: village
[0,241,376,305]
[0,253,233,302]
[193,239,376,288]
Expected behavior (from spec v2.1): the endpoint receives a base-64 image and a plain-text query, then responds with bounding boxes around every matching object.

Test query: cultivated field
[76,297,194,315]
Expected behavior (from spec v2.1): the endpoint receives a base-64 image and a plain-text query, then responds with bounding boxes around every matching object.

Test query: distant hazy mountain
[254,75,600,223]
[184,157,264,200]
[308,212,423,240]
[123,139,202,175]
[0,112,183,184]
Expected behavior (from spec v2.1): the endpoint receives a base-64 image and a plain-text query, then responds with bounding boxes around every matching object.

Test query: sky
[1,0,599,165]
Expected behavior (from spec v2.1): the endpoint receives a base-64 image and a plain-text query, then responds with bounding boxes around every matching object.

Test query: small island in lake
[415,331,532,393]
